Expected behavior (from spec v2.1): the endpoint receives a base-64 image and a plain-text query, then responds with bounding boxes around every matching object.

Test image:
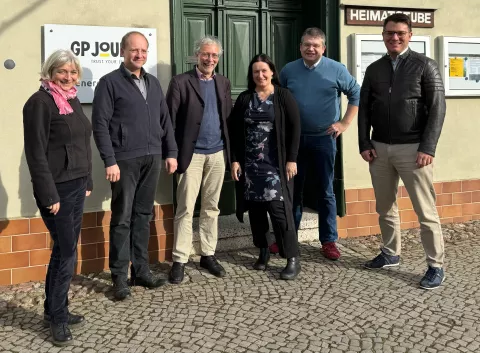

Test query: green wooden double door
[171,0,346,216]
[171,0,304,96]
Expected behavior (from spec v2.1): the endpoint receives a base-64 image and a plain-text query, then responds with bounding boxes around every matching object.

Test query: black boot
[200,256,226,277]
[50,322,74,346]
[113,279,131,301]
[280,257,301,280]
[43,312,85,328]
[253,248,270,271]
[131,272,167,288]
[169,262,185,284]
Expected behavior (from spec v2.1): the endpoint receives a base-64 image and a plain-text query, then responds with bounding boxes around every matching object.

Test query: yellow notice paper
[449,58,464,77]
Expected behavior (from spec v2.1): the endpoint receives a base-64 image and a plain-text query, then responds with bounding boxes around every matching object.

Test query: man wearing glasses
[358,14,446,289]
[166,36,232,284]
[92,31,178,300]
[280,28,360,261]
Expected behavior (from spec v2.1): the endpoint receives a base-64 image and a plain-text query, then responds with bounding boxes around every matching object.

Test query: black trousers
[109,155,162,282]
[247,200,299,259]
[36,177,87,324]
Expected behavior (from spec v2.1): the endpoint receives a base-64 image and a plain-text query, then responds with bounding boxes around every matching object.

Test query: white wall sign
[44,24,157,103]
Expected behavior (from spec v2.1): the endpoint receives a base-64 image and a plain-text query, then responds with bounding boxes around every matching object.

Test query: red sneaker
[269,242,279,254]
[322,242,340,260]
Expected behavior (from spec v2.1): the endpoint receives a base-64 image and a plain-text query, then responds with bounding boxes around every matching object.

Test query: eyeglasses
[382,31,410,38]
[129,49,148,55]
[199,52,220,59]
[301,43,323,49]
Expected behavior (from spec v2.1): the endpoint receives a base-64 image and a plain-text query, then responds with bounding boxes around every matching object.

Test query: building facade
[0,0,479,285]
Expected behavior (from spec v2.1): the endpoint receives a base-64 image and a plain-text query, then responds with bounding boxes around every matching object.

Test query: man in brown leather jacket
[358,14,446,290]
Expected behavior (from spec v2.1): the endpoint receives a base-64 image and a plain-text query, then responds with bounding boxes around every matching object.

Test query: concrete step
[190,208,319,255]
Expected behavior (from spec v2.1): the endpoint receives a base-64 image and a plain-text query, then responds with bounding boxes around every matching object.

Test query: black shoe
[253,248,270,271]
[113,279,131,300]
[364,252,400,269]
[50,322,74,346]
[169,262,185,284]
[280,257,301,280]
[131,272,167,289]
[43,313,85,328]
[200,256,226,278]
[419,266,445,290]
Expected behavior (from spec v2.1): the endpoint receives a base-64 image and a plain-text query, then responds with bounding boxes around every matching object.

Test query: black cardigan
[228,86,301,229]
[23,88,93,207]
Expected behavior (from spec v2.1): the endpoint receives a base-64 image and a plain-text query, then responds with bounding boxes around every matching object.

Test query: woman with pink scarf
[23,49,92,347]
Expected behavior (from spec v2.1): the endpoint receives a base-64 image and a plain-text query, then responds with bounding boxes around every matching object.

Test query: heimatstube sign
[345,6,435,28]
[44,24,158,103]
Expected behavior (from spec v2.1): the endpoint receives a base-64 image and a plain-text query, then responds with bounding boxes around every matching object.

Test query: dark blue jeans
[293,135,338,244]
[109,155,162,282]
[36,177,87,324]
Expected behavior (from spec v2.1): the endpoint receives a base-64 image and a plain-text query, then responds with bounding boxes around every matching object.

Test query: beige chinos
[173,151,225,263]
[369,141,444,267]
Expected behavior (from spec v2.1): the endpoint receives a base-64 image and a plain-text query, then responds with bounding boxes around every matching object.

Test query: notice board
[438,36,480,96]
[351,34,431,86]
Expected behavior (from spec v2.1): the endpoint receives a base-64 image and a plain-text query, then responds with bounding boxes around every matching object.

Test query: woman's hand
[86,190,92,197]
[47,202,60,215]
[231,162,242,181]
[286,162,297,181]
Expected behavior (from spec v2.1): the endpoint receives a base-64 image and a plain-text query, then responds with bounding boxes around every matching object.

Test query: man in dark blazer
[166,35,233,284]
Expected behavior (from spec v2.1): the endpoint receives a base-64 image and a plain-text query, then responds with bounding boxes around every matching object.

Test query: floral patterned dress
[244,92,283,202]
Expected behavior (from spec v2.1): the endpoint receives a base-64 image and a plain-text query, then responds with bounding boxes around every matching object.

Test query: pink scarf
[41,80,77,115]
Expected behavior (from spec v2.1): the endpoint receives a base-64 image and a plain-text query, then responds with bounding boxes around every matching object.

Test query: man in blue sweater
[280,27,360,260]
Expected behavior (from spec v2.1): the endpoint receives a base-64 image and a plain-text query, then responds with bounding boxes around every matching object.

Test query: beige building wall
[2,0,479,218]
[0,0,172,219]
[339,0,480,189]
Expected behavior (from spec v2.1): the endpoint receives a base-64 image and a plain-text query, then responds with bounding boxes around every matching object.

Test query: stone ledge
[191,208,319,254]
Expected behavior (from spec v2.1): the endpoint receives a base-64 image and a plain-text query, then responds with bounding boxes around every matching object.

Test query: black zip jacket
[358,49,446,157]
[92,64,178,167]
[23,88,93,207]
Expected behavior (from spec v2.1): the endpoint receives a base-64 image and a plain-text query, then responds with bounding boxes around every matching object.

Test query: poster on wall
[360,52,383,82]
[468,56,480,81]
[449,56,480,81]
[44,24,158,103]
[449,58,465,77]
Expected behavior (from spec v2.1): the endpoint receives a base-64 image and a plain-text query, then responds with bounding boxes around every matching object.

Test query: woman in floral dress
[228,54,301,280]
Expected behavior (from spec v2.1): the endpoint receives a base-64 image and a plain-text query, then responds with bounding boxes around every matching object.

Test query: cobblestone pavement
[1,221,480,353]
